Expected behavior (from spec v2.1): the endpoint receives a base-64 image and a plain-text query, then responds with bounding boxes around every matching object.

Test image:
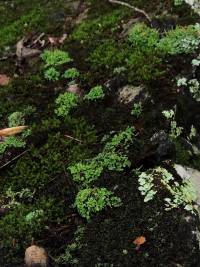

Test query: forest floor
[0,0,200,266]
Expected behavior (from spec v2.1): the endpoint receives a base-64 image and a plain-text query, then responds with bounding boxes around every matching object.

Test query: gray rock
[174,164,200,205]
[176,215,200,261]
[174,164,200,257]
[150,130,174,161]
[117,84,148,104]
[181,138,200,156]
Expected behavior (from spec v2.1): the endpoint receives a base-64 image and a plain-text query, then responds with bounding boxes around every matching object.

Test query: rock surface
[149,130,175,161]
[175,164,200,204]
[117,84,148,104]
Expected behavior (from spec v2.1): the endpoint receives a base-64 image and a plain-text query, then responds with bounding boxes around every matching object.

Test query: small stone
[25,245,49,267]
[122,249,128,255]
[0,74,11,86]
[66,84,83,96]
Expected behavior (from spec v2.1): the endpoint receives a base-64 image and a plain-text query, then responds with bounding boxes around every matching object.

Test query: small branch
[0,150,29,170]
[108,0,151,23]
[64,134,83,143]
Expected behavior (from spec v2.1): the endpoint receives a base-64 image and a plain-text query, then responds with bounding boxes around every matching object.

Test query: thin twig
[108,0,151,23]
[64,134,83,143]
[0,149,29,170]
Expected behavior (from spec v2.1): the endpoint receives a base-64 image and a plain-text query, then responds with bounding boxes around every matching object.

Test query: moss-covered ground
[0,0,200,266]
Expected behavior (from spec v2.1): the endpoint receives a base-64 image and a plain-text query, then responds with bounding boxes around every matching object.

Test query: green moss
[88,39,127,71]
[1,117,96,190]
[128,23,159,50]
[0,77,45,122]
[0,197,64,264]
[127,50,163,82]
[0,8,45,49]
[71,9,126,43]
[126,22,164,82]
[0,0,73,50]
[175,140,191,165]
[87,23,165,82]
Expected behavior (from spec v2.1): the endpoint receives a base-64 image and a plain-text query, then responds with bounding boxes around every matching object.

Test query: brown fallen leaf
[0,74,11,86]
[133,236,146,250]
[0,126,28,137]
[48,36,59,46]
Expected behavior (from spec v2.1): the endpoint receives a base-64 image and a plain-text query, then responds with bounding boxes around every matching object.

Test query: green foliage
[75,187,122,220]
[188,79,200,101]
[174,0,184,5]
[25,209,44,224]
[170,121,183,139]
[177,66,200,102]
[84,85,105,101]
[63,68,80,79]
[104,126,135,151]
[55,226,85,265]
[41,49,72,67]
[165,179,197,211]
[44,67,60,81]
[131,102,143,118]
[162,109,183,139]
[69,161,104,186]
[138,171,157,202]
[0,109,31,154]
[138,167,197,212]
[158,25,200,55]
[1,187,34,209]
[41,50,73,81]
[69,151,131,187]
[99,151,131,171]
[55,92,78,117]
[69,127,134,187]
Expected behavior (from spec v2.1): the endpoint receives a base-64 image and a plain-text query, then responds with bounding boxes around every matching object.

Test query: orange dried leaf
[0,74,11,86]
[133,236,146,246]
[0,126,28,137]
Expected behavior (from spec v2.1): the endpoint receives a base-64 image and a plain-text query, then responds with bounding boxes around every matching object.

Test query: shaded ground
[0,0,200,266]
